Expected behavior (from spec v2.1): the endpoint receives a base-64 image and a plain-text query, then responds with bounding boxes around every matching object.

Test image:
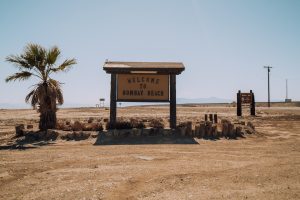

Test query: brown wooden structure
[237,90,255,116]
[103,61,185,129]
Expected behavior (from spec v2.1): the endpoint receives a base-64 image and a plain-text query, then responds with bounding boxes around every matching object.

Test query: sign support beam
[170,74,176,129]
[110,73,117,128]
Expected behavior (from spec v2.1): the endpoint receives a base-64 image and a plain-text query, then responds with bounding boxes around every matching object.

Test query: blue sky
[0,0,299,107]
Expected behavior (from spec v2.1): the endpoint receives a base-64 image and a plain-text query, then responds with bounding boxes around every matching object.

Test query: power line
[264,66,273,107]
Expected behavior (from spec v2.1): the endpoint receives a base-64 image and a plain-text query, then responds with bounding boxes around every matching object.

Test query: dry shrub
[72,121,84,131]
[83,123,103,131]
[177,121,189,128]
[56,120,72,131]
[149,118,164,129]
[130,118,145,129]
[106,120,133,130]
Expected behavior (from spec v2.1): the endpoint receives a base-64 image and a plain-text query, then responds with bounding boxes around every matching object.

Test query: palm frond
[46,46,60,65]
[50,58,77,73]
[5,71,33,82]
[24,43,47,71]
[6,55,32,69]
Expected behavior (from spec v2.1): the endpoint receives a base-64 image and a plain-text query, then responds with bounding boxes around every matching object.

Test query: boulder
[221,119,232,138]
[186,121,193,136]
[212,124,218,138]
[72,121,83,131]
[15,124,25,137]
[91,132,99,138]
[199,123,206,138]
[247,121,255,131]
[194,124,200,137]
[66,132,74,140]
[81,131,91,139]
[163,128,172,136]
[178,127,186,136]
[236,126,243,137]
[36,131,46,140]
[27,124,34,129]
[205,121,212,138]
[73,131,83,140]
[228,123,235,138]
[141,128,151,136]
[88,117,94,123]
[46,129,59,140]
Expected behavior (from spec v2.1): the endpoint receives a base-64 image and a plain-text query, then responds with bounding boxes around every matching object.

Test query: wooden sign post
[103,61,185,129]
[237,90,255,116]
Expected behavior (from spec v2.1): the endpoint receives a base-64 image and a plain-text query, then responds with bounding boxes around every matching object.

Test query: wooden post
[205,114,208,121]
[250,90,255,116]
[209,114,213,122]
[110,73,117,128]
[214,114,218,124]
[237,90,242,116]
[170,74,176,129]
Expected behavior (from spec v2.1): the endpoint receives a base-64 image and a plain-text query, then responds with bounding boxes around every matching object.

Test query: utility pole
[286,79,288,100]
[264,66,273,107]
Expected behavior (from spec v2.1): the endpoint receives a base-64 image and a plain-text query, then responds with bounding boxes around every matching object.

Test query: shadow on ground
[94,133,200,145]
[0,135,56,151]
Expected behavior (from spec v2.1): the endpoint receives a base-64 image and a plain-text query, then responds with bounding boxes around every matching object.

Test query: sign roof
[103,61,185,74]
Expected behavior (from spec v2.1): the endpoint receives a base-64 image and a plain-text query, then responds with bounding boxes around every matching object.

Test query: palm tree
[5,43,76,130]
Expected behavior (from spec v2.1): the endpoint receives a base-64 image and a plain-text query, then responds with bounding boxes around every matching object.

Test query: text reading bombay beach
[117,74,169,101]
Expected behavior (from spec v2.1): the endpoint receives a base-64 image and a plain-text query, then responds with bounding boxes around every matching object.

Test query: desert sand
[0,105,299,199]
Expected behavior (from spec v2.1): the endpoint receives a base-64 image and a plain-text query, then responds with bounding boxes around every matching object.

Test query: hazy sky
[1,0,299,107]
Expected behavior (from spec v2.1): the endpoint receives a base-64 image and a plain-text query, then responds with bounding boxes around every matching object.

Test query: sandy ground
[0,106,299,199]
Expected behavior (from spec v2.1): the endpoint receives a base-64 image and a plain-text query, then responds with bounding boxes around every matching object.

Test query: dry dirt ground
[0,106,299,200]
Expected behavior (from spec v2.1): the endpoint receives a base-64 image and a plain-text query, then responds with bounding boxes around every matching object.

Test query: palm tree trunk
[39,110,57,130]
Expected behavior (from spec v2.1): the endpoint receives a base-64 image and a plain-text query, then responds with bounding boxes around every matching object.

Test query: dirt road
[0,106,299,199]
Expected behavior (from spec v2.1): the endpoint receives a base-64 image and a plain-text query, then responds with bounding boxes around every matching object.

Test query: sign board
[117,74,169,101]
[241,93,252,104]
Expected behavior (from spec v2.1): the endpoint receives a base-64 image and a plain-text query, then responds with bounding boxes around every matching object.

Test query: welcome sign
[117,74,169,101]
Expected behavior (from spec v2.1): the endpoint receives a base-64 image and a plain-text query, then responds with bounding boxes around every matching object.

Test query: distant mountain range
[177,97,233,104]
[0,97,233,109]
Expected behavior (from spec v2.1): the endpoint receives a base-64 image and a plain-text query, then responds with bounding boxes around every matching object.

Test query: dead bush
[130,118,146,129]
[149,118,164,129]
[83,123,103,131]
[72,121,84,131]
